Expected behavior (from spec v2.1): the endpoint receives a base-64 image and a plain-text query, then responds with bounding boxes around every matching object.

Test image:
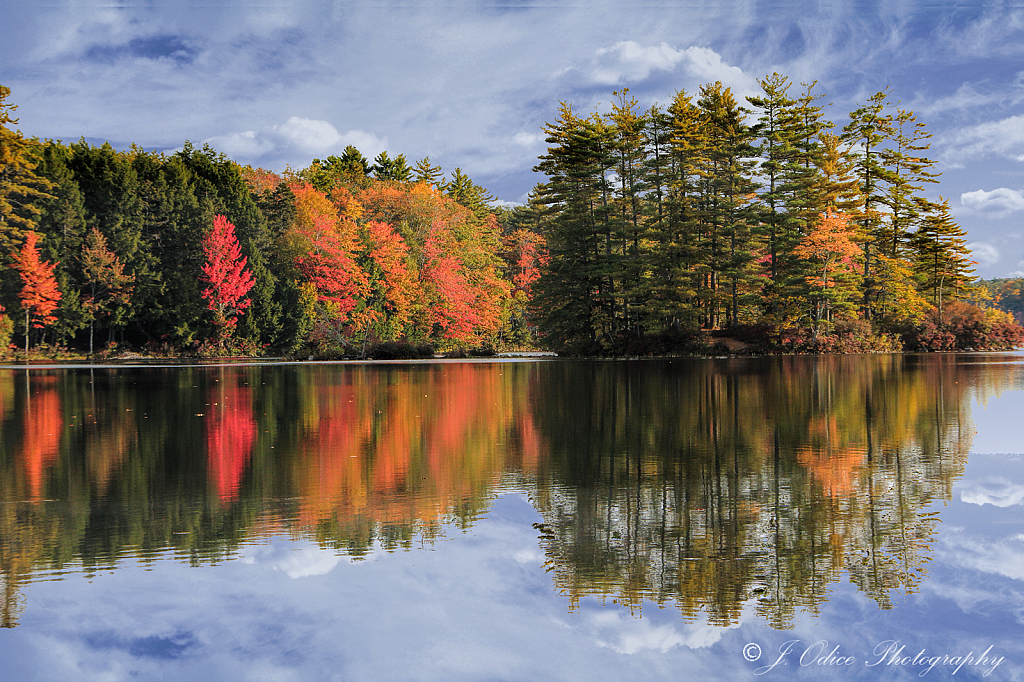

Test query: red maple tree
[201,215,255,342]
[12,230,61,351]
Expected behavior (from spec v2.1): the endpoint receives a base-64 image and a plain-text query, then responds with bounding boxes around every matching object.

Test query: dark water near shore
[1,355,1022,680]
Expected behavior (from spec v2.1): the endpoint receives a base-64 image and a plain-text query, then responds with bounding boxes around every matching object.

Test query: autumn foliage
[792,209,861,330]
[3,75,1019,356]
[11,231,60,350]
[201,215,255,342]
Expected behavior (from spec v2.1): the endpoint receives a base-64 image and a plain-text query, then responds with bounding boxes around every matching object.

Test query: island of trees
[1,76,1021,358]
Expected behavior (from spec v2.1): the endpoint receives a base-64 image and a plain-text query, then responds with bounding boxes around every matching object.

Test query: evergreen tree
[445,168,495,223]
[606,89,648,337]
[413,157,444,187]
[748,76,829,325]
[371,152,413,182]
[0,85,54,254]
[878,107,939,261]
[652,89,705,331]
[842,89,895,317]
[696,82,758,328]
[910,197,976,322]
[532,103,616,351]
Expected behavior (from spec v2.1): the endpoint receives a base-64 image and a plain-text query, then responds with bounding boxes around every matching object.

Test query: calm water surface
[1,355,1022,680]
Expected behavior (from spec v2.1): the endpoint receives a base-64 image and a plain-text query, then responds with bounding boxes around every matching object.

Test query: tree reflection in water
[529,356,974,628]
[0,355,1016,630]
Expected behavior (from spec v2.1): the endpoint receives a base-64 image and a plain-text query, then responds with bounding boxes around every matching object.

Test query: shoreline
[2,348,1022,371]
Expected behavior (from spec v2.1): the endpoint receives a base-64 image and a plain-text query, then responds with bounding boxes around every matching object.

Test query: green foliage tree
[371,151,412,182]
[532,103,616,351]
[413,157,444,187]
[80,227,135,353]
[910,198,976,323]
[0,85,53,254]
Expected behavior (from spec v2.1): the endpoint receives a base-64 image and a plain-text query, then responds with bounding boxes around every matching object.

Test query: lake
[1,354,1022,681]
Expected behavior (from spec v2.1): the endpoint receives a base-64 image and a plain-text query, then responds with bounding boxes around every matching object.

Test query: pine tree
[842,89,895,317]
[748,73,799,291]
[606,89,649,337]
[532,102,617,351]
[652,89,705,331]
[413,157,444,187]
[696,82,758,328]
[879,107,939,261]
[371,152,413,182]
[910,197,976,323]
[0,85,54,254]
[445,168,495,223]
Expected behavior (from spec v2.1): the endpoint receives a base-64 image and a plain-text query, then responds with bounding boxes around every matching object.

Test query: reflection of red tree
[21,378,61,500]
[206,382,256,502]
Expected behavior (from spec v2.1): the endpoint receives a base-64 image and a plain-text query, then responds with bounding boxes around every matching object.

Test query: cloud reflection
[240,540,367,578]
[960,478,1024,507]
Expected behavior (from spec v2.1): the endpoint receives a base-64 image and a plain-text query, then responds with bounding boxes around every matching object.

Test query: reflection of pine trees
[0,356,1007,629]
[530,356,981,629]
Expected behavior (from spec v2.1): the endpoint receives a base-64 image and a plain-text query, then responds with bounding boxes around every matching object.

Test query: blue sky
[3,1,1024,277]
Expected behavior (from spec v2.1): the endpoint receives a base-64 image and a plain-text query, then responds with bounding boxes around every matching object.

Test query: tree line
[527,75,1022,353]
[1,78,1021,356]
[1,84,545,356]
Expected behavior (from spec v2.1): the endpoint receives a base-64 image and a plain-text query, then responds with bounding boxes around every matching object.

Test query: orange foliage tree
[502,228,547,343]
[793,210,861,335]
[360,182,508,344]
[11,231,60,351]
[289,183,369,349]
[81,227,135,354]
[358,220,415,345]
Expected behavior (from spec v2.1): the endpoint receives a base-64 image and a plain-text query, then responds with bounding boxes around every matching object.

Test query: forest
[1,76,1022,358]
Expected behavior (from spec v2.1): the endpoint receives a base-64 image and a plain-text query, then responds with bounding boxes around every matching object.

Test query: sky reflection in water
[0,355,1022,681]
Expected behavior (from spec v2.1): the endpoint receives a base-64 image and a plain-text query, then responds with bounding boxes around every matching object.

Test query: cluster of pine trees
[1,76,1021,357]
[0,84,546,356]
[526,75,1015,353]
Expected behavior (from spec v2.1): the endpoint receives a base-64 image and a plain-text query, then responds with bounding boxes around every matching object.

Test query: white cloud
[589,609,742,654]
[201,130,275,158]
[490,199,525,209]
[961,479,1024,507]
[681,46,759,96]
[578,41,757,97]
[967,241,1001,266]
[512,132,544,147]
[201,118,388,168]
[961,188,1024,217]
[275,116,345,153]
[942,115,1024,165]
[916,73,1024,116]
[590,41,688,85]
